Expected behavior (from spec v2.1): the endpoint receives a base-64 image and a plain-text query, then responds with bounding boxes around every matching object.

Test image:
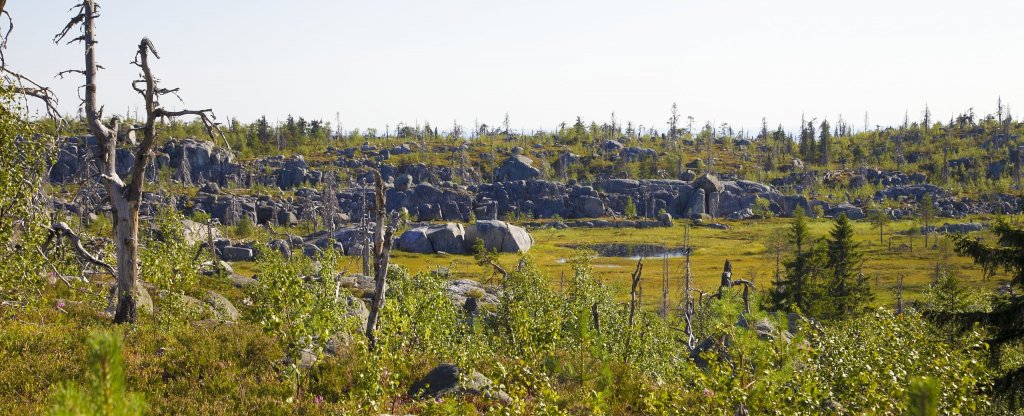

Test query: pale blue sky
[7,0,1024,134]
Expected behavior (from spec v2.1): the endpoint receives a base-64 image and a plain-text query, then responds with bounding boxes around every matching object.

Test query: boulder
[427,223,467,254]
[180,219,222,246]
[464,220,534,253]
[495,155,541,181]
[408,364,511,404]
[619,147,657,162]
[302,244,323,258]
[204,291,240,321]
[105,283,153,316]
[396,228,433,254]
[685,188,706,218]
[446,279,500,307]
[220,246,255,262]
[601,139,624,152]
[831,203,865,220]
[229,274,258,288]
[658,212,674,227]
[268,239,292,258]
[394,174,414,191]
[327,296,370,355]
[694,174,725,194]
[199,182,221,194]
[277,211,298,227]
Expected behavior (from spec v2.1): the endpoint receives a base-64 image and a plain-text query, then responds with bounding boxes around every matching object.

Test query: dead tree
[57,1,222,323]
[359,179,371,276]
[364,170,399,351]
[660,252,669,318]
[321,172,340,231]
[627,258,644,327]
[681,226,696,349]
[895,274,905,315]
[716,260,755,313]
[624,258,644,363]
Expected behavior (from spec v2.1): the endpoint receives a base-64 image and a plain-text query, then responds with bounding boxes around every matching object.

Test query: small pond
[560,243,691,259]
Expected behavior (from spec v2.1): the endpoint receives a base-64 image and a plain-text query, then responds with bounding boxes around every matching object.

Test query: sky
[5,0,1024,135]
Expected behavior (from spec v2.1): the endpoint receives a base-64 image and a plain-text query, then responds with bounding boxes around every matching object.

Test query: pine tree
[49,329,146,415]
[821,213,871,318]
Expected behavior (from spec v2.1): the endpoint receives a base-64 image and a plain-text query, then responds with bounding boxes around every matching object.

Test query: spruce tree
[822,213,872,318]
[770,208,823,313]
[819,119,831,166]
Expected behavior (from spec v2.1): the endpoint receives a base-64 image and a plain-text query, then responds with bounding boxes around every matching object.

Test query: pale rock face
[464,220,534,253]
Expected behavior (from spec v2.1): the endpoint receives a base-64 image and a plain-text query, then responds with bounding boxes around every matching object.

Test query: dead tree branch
[44,221,116,277]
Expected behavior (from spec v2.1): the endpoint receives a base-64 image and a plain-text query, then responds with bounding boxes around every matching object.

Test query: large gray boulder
[465,220,533,253]
[495,155,541,181]
[396,223,469,254]
[685,188,706,218]
[427,223,467,254]
[220,246,255,262]
[694,174,725,194]
[831,203,865,220]
[205,290,240,321]
[619,147,657,162]
[396,228,433,254]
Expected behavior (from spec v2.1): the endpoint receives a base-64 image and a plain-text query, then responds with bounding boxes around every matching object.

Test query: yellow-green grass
[234,216,1004,312]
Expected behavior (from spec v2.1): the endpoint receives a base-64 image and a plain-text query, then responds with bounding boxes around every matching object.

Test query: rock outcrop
[397,220,532,254]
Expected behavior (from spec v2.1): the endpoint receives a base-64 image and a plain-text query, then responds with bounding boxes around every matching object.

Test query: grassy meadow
[235,215,1002,310]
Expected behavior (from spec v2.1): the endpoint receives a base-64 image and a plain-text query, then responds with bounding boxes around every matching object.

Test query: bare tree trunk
[627,258,644,328]
[660,253,668,318]
[683,247,695,349]
[112,206,139,323]
[364,170,397,351]
[624,258,643,363]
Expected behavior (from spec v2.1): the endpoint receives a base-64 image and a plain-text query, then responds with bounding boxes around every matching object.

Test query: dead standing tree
[364,170,400,351]
[716,259,755,314]
[57,0,223,323]
[623,258,644,363]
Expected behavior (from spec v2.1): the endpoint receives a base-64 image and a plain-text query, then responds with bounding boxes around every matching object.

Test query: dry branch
[44,221,116,277]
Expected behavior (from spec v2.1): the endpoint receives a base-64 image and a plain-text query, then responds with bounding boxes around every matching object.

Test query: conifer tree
[770,208,823,312]
[939,220,1024,402]
[822,213,872,318]
[819,119,831,166]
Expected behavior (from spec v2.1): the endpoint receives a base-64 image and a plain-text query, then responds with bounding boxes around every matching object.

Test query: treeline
[41,100,1024,192]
